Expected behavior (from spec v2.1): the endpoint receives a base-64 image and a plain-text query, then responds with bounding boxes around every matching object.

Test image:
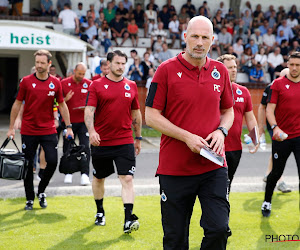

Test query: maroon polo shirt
[225,83,253,151]
[61,76,92,123]
[270,76,300,139]
[146,52,234,176]
[16,73,64,135]
[87,76,140,146]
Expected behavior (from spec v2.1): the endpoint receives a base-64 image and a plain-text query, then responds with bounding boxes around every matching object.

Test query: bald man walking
[61,63,92,185]
[145,16,234,249]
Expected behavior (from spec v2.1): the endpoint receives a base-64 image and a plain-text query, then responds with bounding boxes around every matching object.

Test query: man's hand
[134,139,141,156]
[185,133,210,154]
[64,90,74,102]
[89,130,101,146]
[65,128,74,139]
[272,126,286,141]
[14,117,22,130]
[7,128,15,140]
[205,129,225,154]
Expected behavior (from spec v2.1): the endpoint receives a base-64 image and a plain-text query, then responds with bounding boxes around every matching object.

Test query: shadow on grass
[49,225,135,249]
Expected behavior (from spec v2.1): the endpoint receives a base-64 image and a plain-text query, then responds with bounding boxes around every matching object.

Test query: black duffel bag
[59,139,88,174]
[0,137,28,180]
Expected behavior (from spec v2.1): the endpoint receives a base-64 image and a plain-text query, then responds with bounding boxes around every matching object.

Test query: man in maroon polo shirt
[262,51,300,217]
[145,16,234,249]
[7,49,73,210]
[61,62,92,185]
[85,50,142,234]
[217,54,259,193]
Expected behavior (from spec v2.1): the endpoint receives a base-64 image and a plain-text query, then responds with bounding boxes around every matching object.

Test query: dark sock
[124,203,133,222]
[95,199,104,214]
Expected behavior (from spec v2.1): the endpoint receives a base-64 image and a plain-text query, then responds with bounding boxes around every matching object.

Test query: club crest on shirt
[32,83,36,88]
[285,84,290,89]
[211,67,220,80]
[124,83,130,91]
[83,83,88,88]
[104,84,109,89]
[49,82,55,89]
[236,88,242,95]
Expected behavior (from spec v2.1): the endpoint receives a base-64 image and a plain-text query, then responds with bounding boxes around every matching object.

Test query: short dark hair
[107,50,128,62]
[64,3,70,8]
[78,2,82,6]
[289,51,300,60]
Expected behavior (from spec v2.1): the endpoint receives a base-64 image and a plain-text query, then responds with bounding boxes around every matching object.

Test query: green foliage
[0,192,299,249]
[141,128,162,138]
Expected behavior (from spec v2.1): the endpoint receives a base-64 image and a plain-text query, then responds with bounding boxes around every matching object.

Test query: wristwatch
[271,124,277,130]
[135,136,143,140]
[217,127,228,137]
[66,124,72,129]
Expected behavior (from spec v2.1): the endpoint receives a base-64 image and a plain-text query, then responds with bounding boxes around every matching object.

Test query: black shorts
[91,144,135,179]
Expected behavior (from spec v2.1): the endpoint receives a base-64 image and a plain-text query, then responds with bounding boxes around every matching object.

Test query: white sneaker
[64,174,73,184]
[81,174,90,186]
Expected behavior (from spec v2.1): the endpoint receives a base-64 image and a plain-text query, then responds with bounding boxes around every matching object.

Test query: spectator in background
[274,59,288,78]
[224,8,236,24]
[233,27,248,45]
[276,30,287,45]
[250,28,263,46]
[132,3,147,37]
[85,16,99,48]
[181,0,196,18]
[245,39,258,56]
[268,10,277,30]
[151,22,167,46]
[241,1,252,17]
[158,5,171,30]
[128,56,144,81]
[277,6,287,24]
[199,1,211,19]
[0,0,9,15]
[289,40,300,54]
[88,4,99,22]
[58,3,79,35]
[280,39,289,60]
[11,0,23,16]
[267,46,284,82]
[145,3,158,37]
[141,52,154,81]
[264,5,275,20]
[98,20,112,54]
[218,26,232,55]
[253,4,264,23]
[213,9,225,34]
[288,5,299,20]
[92,59,110,81]
[130,49,138,59]
[74,2,85,20]
[259,19,270,36]
[153,35,164,59]
[277,19,294,42]
[286,15,298,32]
[241,47,254,75]
[116,2,129,23]
[128,18,139,47]
[226,20,234,36]
[163,0,176,17]
[157,42,173,63]
[41,0,56,17]
[178,6,189,25]
[249,63,264,83]
[232,37,244,59]
[234,18,249,37]
[227,45,238,60]
[169,14,180,49]
[242,10,252,30]
[103,2,116,24]
[145,67,155,94]
[254,47,268,73]
[49,65,62,80]
[110,12,129,46]
[263,27,276,54]
[216,1,227,18]
[122,0,133,13]
[94,0,106,14]
[146,0,159,12]
[210,30,221,57]
[56,0,71,13]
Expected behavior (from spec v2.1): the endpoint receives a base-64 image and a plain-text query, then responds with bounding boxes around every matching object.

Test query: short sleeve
[16,78,26,102]
[269,81,279,104]
[220,69,234,109]
[131,84,140,110]
[86,82,98,107]
[145,63,168,111]
[55,81,64,103]
[244,88,253,112]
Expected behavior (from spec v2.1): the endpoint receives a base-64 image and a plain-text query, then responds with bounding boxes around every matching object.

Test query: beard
[186,46,207,59]
[111,69,123,77]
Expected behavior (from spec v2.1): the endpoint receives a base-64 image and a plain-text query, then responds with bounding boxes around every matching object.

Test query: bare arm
[84,106,100,146]
[131,109,142,155]
[14,102,24,130]
[7,100,22,139]
[145,107,209,154]
[206,107,234,154]
[266,103,285,141]
[257,104,266,136]
[245,110,259,153]
[58,101,74,138]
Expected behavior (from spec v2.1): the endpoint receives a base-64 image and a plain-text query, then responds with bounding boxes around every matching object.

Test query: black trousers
[62,122,90,175]
[225,150,242,193]
[159,167,230,250]
[22,134,58,201]
[265,136,300,202]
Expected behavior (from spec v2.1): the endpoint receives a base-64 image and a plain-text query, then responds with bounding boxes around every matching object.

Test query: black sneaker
[38,193,47,208]
[261,201,271,217]
[95,213,106,226]
[124,214,139,234]
[24,200,33,210]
